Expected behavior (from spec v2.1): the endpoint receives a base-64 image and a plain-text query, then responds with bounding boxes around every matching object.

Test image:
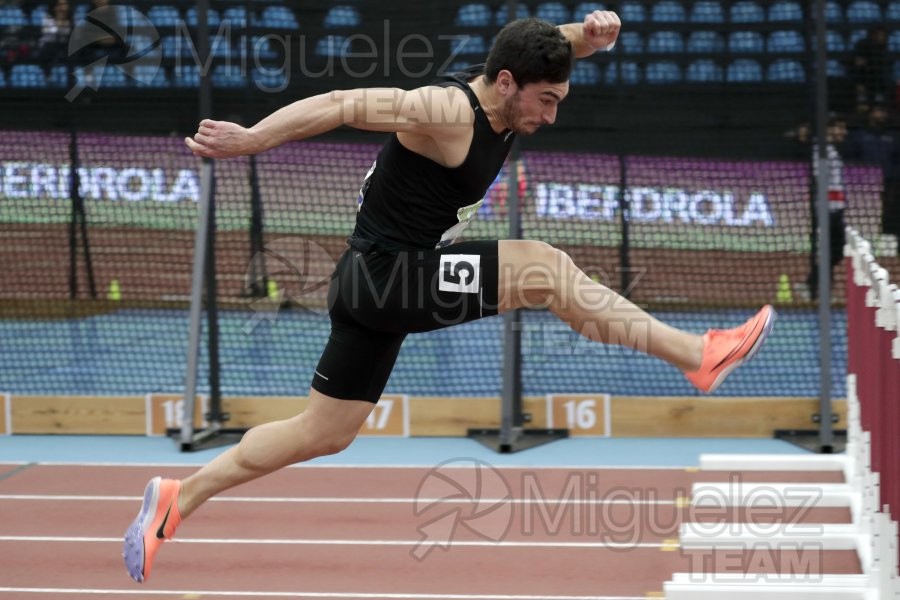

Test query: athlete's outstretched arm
[559,10,620,58]
[185,86,472,159]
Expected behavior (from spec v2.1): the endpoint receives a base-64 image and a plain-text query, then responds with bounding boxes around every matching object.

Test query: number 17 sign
[546,394,611,437]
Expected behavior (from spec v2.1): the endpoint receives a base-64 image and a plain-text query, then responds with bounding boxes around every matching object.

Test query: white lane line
[0,494,677,505]
[0,588,647,599]
[0,535,668,549]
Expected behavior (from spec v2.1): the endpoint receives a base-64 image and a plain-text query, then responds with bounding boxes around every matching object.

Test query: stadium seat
[212,64,244,88]
[10,65,47,88]
[618,1,645,22]
[147,5,181,27]
[252,36,278,60]
[210,36,232,58]
[186,8,221,27]
[686,59,723,82]
[570,61,600,85]
[132,65,170,88]
[444,61,472,74]
[849,29,867,46]
[451,35,487,56]
[726,59,762,82]
[260,5,299,29]
[826,0,843,22]
[686,31,724,53]
[826,59,846,77]
[30,5,47,27]
[162,35,193,58]
[825,30,846,52]
[102,65,129,87]
[495,4,529,25]
[689,1,724,23]
[222,6,247,28]
[609,61,641,84]
[0,6,28,26]
[846,1,881,22]
[767,1,802,22]
[651,0,686,22]
[645,61,681,83]
[767,58,805,82]
[767,30,805,53]
[888,31,900,53]
[73,4,88,22]
[730,1,765,23]
[888,1,900,20]
[454,3,491,26]
[323,6,359,28]
[173,64,200,87]
[536,2,570,23]
[574,2,605,17]
[728,31,764,53]
[646,31,684,53]
[618,31,644,54]
[252,68,287,90]
[47,65,67,87]
[315,35,352,57]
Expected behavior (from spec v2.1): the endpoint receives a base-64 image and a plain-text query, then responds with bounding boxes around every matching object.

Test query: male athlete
[124,12,775,582]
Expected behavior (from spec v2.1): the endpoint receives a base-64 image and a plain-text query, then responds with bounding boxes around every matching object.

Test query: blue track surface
[1,308,845,398]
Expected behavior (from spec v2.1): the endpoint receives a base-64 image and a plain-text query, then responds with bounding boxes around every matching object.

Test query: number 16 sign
[546,394,611,437]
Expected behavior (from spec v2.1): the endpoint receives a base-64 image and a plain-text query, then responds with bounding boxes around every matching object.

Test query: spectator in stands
[0,0,32,66]
[37,0,72,62]
[68,0,126,69]
[807,115,849,300]
[123,12,776,584]
[850,26,890,111]
[844,104,900,253]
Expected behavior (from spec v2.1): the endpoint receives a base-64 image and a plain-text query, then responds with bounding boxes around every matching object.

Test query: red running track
[0,463,860,600]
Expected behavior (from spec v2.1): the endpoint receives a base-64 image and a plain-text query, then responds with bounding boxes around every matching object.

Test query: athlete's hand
[184,119,261,159]
[582,10,620,51]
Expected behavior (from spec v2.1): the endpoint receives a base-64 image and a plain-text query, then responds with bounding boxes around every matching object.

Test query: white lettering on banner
[3,162,29,198]
[535,183,775,227]
[0,161,200,203]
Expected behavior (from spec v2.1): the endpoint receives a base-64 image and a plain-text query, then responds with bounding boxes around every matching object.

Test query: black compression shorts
[311,239,500,402]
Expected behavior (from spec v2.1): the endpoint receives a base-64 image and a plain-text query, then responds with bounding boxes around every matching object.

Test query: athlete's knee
[314,429,358,457]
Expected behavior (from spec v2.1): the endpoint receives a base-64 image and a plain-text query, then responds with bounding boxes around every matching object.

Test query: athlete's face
[503,80,569,135]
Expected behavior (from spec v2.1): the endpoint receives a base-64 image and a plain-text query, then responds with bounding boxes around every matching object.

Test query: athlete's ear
[496,69,517,96]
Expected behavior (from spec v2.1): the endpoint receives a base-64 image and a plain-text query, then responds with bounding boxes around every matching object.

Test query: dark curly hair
[484,18,574,86]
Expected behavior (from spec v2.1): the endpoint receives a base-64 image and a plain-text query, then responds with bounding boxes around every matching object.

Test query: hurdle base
[466,427,569,454]
[774,428,847,454]
[167,425,247,452]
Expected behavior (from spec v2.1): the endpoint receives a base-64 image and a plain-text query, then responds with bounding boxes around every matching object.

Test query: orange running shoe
[685,305,776,393]
[123,476,182,583]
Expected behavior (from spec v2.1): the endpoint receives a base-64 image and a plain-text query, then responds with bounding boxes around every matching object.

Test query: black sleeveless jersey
[350,65,516,251]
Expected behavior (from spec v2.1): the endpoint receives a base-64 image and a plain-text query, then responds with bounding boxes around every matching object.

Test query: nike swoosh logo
[711,318,764,372]
[155,504,172,539]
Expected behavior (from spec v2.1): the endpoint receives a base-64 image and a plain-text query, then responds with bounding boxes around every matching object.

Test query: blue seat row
[455,0,900,26]
[0,63,287,89]
[451,29,864,55]
[0,4,366,30]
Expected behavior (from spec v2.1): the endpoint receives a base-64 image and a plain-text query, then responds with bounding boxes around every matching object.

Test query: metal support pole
[813,0,834,452]
[180,160,214,448]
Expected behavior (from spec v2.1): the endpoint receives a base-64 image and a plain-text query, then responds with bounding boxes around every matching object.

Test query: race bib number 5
[439,254,481,294]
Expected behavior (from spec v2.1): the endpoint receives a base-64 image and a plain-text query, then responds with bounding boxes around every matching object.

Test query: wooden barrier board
[10,395,146,434]
[3,394,848,438]
[1,392,9,435]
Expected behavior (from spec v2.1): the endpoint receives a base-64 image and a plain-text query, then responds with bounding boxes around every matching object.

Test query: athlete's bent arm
[184,86,472,159]
[559,10,621,58]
